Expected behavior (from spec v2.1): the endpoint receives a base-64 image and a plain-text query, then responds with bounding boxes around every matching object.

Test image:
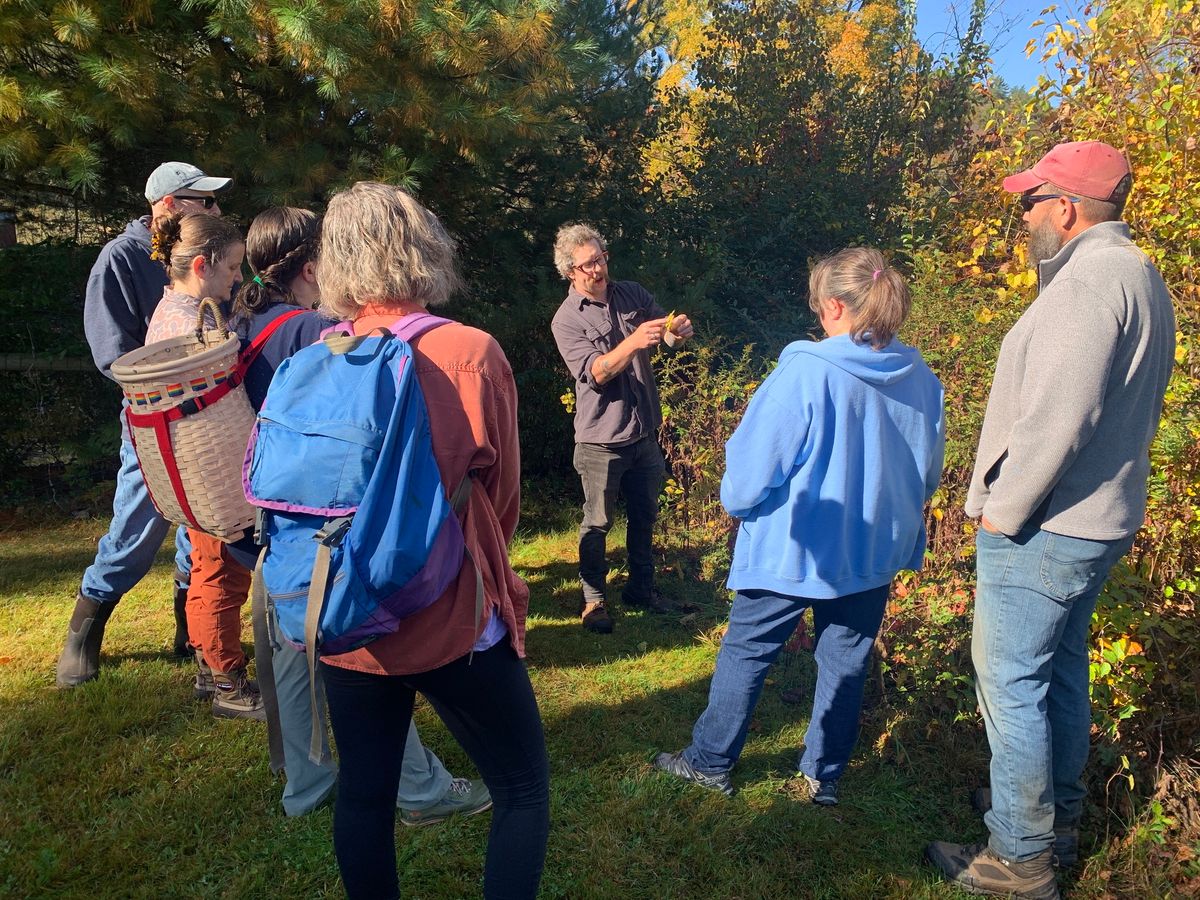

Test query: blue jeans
[268,609,451,816]
[81,435,192,603]
[685,585,889,781]
[972,526,1132,861]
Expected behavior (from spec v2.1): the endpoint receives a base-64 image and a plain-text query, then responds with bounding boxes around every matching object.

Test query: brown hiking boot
[56,593,117,688]
[971,788,1080,867]
[211,667,266,721]
[581,600,614,634]
[926,841,1059,899]
[193,649,216,700]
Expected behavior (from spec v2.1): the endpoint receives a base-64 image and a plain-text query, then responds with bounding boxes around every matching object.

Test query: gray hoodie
[965,221,1175,539]
[83,216,170,379]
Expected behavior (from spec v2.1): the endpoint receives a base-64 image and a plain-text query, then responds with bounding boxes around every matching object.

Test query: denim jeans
[573,435,665,603]
[268,608,451,816]
[685,585,888,781]
[972,525,1132,861]
[322,644,549,900]
[81,434,192,603]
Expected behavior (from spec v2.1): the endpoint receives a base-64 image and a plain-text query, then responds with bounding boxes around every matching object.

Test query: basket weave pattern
[112,315,256,541]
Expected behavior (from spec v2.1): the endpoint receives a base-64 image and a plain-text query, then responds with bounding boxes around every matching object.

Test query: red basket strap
[124,407,200,530]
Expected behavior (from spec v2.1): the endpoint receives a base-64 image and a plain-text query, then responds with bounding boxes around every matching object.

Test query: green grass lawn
[0,517,1177,898]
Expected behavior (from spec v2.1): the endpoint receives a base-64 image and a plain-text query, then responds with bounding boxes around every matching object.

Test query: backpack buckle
[254,508,271,546]
[315,516,354,547]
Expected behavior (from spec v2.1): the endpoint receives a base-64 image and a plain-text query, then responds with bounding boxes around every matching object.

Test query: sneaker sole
[400,798,494,827]
[211,705,267,722]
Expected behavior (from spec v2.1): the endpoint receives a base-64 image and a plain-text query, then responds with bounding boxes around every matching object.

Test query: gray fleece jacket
[965,221,1175,539]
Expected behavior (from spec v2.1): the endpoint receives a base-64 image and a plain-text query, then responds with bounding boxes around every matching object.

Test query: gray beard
[1028,222,1065,268]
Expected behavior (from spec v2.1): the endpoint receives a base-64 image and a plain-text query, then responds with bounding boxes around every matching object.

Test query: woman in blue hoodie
[655,247,945,804]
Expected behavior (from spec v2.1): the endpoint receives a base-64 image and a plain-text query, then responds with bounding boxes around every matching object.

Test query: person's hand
[980,515,1002,535]
[667,313,694,342]
[628,317,668,350]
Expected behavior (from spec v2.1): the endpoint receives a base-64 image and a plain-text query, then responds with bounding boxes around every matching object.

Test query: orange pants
[185,530,252,675]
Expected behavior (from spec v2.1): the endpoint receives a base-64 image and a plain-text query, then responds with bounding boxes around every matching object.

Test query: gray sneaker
[653,750,734,796]
[803,775,839,806]
[211,668,266,721]
[399,778,493,827]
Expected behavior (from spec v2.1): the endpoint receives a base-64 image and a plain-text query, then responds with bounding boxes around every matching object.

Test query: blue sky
[914,0,1066,88]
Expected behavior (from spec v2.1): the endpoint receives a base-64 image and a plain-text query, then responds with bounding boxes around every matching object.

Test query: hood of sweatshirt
[121,215,153,249]
[782,333,921,387]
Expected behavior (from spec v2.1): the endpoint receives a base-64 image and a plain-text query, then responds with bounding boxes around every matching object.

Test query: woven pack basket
[111,298,256,541]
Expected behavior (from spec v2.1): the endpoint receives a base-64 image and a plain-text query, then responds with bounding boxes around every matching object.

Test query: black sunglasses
[1019,193,1080,213]
[173,194,218,209]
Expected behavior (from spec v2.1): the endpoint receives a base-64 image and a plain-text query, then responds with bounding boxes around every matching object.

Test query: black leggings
[321,643,550,899]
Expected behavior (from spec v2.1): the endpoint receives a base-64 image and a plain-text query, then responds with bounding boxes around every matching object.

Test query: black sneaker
[621,587,673,613]
[581,600,614,634]
[971,788,1079,867]
[926,841,1060,900]
[653,750,734,796]
[803,775,839,806]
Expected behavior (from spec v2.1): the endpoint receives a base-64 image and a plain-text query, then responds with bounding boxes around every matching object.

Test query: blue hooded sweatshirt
[83,216,169,379]
[721,334,945,600]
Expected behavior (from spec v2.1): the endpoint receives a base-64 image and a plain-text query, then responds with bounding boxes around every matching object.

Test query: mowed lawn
[0,515,1158,899]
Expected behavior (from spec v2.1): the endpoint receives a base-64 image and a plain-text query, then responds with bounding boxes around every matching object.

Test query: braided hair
[234,207,321,317]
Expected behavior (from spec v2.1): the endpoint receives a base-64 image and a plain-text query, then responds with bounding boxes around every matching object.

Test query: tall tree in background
[643,0,988,329]
[0,0,596,215]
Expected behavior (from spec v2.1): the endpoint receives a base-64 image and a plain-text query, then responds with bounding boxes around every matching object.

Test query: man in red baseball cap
[927,141,1176,898]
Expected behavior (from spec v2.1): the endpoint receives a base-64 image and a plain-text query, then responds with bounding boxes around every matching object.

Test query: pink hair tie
[872,268,883,281]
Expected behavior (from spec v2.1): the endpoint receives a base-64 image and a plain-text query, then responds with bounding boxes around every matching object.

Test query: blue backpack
[244,312,481,763]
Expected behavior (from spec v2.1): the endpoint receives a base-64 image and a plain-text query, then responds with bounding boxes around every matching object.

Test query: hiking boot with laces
[399,778,493,827]
[581,600,614,634]
[211,667,266,721]
[193,650,216,700]
[926,841,1059,900]
[971,788,1080,867]
[653,750,734,796]
[803,775,839,806]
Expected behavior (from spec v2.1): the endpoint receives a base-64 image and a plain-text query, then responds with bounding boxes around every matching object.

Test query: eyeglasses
[173,194,218,209]
[1019,193,1080,213]
[571,251,609,273]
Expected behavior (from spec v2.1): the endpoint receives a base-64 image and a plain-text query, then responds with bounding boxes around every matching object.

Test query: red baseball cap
[1002,140,1130,201]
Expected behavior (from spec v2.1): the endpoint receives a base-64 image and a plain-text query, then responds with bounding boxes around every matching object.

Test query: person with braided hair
[57,161,230,690]
[233,206,493,823]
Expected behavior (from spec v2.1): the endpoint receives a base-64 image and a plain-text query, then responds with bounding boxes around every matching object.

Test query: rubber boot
[55,593,117,688]
[172,582,191,659]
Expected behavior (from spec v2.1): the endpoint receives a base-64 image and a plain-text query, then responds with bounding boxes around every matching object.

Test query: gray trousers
[269,608,452,816]
[572,434,666,604]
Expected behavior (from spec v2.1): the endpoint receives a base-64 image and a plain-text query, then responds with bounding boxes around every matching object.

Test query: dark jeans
[321,644,550,900]
[572,435,666,603]
[684,585,889,781]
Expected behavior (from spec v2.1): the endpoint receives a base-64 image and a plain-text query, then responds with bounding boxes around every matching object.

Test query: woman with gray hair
[313,182,549,899]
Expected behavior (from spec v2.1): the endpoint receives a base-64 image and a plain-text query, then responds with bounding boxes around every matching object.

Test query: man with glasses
[551,223,694,633]
[927,142,1174,898]
[57,162,231,688]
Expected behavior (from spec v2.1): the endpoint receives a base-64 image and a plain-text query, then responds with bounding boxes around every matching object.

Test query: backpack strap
[251,543,286,774]
[125,407,201,530]
[239,307,307,372]
[306,515,352,765]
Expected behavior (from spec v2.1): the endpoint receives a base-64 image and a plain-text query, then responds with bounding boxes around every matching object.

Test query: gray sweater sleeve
[982,279,1121,534]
